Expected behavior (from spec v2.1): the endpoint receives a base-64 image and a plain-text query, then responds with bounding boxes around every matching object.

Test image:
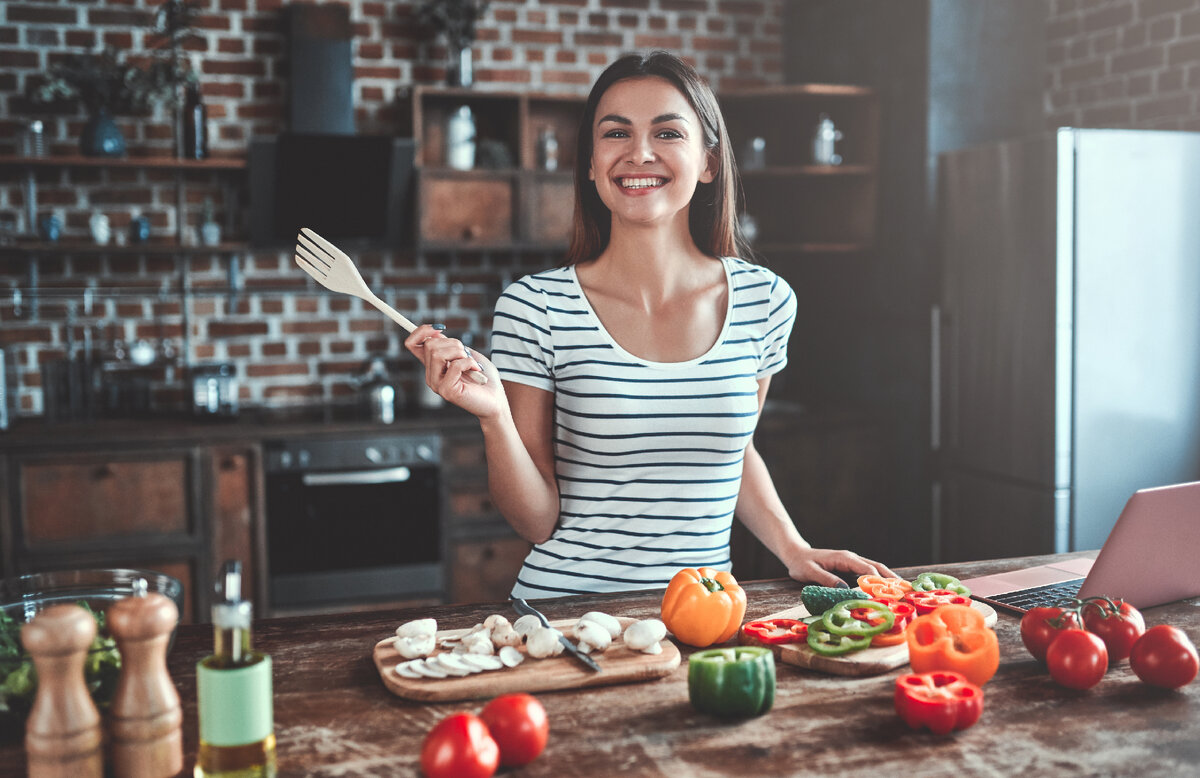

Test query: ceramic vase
[80,109,126,158]
[89,212,112,246]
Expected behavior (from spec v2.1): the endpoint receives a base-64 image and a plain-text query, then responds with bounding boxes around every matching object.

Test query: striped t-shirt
[489,256,797,599]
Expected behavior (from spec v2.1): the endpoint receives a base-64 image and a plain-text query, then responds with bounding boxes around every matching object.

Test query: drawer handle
[92,464,115,479]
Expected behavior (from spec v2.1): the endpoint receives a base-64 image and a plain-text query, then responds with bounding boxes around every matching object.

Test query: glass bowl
[0,568,185,725]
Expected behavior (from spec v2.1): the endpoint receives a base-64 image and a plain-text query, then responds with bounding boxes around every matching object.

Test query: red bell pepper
[903,589,972,615]
[894,671,984,735]
[741,618,808,645]
[868,598,917,647]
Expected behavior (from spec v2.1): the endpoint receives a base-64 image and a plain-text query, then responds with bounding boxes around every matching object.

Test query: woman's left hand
[785,548,899,589]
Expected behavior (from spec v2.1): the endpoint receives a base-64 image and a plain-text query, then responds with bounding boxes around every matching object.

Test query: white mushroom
[490,621,523,648]
[623,619,667,654]
[396,618,437,639]
[394,632,436,659]
[575,619,612,654]
[577,611,622,640]
[513,614,543,638]
[499,645,525,668]
[461,631,495,656]
[483,614,510,632]
[526,626,565,659]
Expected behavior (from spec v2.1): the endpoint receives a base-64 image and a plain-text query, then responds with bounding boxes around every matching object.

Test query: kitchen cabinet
[0,440,265,624]
[720,85,880,255]
[402,86,584,252]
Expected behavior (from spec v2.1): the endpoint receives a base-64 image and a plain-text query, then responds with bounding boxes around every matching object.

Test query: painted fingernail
[834,580,849,588]
[432,323,447,331]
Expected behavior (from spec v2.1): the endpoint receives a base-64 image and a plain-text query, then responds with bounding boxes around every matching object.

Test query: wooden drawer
[451,535,530,604]
[418,173,514,246]
[522,173,574,246]
[18,450,196,548]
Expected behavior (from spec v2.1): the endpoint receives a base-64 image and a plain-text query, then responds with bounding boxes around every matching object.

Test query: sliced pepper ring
[911,572,971,596]
[741,618,809,645]
[903,589,973,615]
[806,622,872,656]
[823,599,895,637]
[857,575,914,601]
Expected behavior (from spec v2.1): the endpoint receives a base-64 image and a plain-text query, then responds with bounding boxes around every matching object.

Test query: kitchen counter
[3,552,1196,777]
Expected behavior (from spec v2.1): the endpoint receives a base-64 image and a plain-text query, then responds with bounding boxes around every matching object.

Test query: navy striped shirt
[489,256,797,599]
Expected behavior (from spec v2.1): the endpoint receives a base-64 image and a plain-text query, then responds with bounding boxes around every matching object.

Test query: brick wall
[0,0,784,418]
[1045,0,1200,129]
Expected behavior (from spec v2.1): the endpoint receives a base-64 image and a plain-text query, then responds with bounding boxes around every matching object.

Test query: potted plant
[26,47,148,157]
[142,0,204,157]
[418,0,492,87]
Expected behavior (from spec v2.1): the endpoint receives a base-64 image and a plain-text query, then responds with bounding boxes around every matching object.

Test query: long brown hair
[564,51,749,265]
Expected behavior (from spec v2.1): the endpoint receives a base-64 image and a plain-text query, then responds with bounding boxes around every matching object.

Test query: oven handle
[302,466,411,486]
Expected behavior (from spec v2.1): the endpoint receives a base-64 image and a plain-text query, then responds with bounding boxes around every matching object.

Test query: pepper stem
[700,576,724,593]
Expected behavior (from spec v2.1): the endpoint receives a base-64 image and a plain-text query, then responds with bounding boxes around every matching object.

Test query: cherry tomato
[1081,599,1145,662]
[420,712,499,778]
[1045,629,1108,690]
[1129,625,1199,689]
[1020,606,1081,662]
[479,693,550,767]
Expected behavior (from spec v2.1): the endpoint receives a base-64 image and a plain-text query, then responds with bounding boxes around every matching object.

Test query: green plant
[142,0,203,109]
[27,48,149,116]
[418,0,492,50]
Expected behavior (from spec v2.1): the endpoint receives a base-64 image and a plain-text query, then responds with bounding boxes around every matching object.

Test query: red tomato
[479,693,550,767]
[1129,625,1199,689]
[1045,629,1108,690]
[1020,606,1081,662]
[420,712,499,778]
[1081,599,1145,662]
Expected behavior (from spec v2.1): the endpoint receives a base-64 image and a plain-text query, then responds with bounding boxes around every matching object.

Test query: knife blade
[511,597,602,673]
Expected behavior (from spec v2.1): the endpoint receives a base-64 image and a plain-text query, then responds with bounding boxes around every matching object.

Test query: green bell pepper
[911,572,971,596]
[822,599,894,637]
[806,621,873,657]
[687,646,776,718]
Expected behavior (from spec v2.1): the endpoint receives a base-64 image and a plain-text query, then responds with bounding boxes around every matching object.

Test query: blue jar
[37,214,62,242]
[129,215,151,243]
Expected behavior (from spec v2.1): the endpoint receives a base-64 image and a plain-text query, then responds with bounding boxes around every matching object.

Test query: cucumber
[801,585,870,616]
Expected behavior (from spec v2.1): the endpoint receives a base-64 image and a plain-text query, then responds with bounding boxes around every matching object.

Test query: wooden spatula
[295,227,487,384]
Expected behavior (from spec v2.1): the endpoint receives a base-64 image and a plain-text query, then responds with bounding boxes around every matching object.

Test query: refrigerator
[935,129,1200,562]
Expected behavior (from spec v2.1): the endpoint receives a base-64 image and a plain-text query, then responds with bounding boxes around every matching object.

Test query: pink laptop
[960,481,1200,614]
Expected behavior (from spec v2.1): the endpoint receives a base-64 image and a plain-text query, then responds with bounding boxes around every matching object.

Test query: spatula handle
[364,294,417,333]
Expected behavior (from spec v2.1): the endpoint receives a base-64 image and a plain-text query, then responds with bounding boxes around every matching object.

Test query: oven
[263,434,444,612]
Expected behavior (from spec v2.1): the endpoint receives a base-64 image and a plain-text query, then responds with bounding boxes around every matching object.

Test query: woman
[406,51,895,598]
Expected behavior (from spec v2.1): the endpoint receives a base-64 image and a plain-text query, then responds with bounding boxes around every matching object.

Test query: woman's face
[588,76,714,230]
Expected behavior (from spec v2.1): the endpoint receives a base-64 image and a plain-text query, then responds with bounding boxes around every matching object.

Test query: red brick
[1182,9,1200,35]
[209,321,269,338]
[282,321,338,335]
[1141,0,1196,18]
[1082,2,1133,34]
[1167,37,1200,65]
[575,32,623,46]
[203,59,266,76]
[8,4,78,24]
[1134,92,1192,121]
[246,362,309,377]
[0,51,39,68]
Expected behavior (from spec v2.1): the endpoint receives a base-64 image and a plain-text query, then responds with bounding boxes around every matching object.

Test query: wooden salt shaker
[107,578,184,778]
[23,603,104,778]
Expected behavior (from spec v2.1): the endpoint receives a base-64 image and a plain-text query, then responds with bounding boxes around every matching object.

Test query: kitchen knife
[511,597,602,673]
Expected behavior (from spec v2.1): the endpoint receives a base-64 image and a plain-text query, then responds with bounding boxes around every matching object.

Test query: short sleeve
[757,271,796,379]
[489,276,556,392]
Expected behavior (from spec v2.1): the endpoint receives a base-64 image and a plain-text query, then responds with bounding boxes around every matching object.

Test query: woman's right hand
[403,324,505,419]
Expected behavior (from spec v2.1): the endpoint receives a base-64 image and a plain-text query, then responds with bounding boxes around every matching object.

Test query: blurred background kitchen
[2,0,1199,622]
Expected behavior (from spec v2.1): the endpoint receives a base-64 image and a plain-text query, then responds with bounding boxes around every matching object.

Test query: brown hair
[564,51,749,265]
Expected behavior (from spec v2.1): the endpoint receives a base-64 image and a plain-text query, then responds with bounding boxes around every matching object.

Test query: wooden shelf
[1,240,249,256]
[0,154,247,171]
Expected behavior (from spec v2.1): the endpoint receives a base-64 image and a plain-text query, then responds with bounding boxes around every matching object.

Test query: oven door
[265,463,443,608]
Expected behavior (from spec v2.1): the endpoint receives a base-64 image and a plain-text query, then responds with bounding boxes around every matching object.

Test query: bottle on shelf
[195,561,276,778]
[183,82,209,160]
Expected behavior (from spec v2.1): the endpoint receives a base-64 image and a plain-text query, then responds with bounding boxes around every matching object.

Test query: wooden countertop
[5,552,1194,776]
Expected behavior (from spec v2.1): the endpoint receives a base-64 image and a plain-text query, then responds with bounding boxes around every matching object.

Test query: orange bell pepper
[905,603,1000,686]
[857,575,914,601]
[661,567,747,648]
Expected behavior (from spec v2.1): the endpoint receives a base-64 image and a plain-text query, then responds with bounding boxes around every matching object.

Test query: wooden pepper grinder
[107,577,184,778]
[23,604,104,778]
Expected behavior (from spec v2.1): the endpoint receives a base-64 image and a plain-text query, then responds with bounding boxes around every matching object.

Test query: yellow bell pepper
[661,567,747,648]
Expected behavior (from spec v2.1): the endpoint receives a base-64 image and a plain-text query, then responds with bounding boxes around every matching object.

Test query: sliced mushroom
[623,619,667,654]
[526,626,564,659]
[394,632,436,659]
[499,645,525,667]
[575,619,612,654]
[435,653,478,677]
[513,614,543,638]
[411,658,449,679]
[461,653,504,672]
[396,618,437,639]
[577,611,622,640]
[394,660,423,679]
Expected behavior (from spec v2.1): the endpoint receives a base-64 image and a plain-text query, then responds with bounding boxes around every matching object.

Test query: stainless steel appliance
[935,129,1200,562]
[263,434,443,611]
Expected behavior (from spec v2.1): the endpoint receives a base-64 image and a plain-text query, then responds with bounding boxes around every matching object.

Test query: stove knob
[365,446,383,464]
[416,444,435,462]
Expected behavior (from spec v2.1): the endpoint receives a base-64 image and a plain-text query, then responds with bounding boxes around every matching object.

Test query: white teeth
[621,177,665,189]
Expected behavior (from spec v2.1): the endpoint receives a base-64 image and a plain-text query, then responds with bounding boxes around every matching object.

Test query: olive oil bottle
[195,561,277,778]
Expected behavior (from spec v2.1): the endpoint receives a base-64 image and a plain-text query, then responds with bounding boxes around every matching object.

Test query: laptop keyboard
[987,578,1086,610]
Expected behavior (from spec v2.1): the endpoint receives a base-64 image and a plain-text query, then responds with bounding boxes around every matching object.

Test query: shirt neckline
[567,256,734,370]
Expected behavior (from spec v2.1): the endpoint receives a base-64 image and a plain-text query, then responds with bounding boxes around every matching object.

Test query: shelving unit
[720,84,880,255]
[401,86,584,253]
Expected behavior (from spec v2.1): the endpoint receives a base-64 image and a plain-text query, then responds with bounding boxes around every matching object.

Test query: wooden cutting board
[738,601,998,677]
[373,617,680,702]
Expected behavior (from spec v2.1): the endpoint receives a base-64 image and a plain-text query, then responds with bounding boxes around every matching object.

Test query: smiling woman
[404,51,897,600]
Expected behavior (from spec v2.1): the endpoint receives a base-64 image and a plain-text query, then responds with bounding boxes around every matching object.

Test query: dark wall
[781,0,1045,566]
